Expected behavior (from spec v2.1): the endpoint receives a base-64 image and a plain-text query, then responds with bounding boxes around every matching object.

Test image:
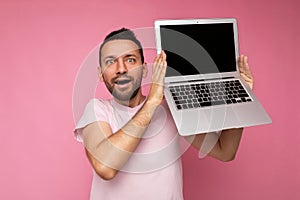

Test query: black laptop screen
[160,23,237,77]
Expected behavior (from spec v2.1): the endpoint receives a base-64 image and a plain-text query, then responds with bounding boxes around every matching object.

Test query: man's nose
[116,59,128,74]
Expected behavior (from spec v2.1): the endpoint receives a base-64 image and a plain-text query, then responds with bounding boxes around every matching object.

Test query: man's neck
[114,92,146,108]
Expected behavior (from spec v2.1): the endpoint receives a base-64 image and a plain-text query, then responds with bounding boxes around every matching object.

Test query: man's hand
[147,51,167,106]
[238,55,254,90]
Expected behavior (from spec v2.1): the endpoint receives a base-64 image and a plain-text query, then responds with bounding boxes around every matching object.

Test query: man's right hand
[147,51,167,106]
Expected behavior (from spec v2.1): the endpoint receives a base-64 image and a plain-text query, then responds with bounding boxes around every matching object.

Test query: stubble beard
[104,75,143,102]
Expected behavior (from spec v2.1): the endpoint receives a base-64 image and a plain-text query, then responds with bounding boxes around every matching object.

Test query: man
[74,28,254,199]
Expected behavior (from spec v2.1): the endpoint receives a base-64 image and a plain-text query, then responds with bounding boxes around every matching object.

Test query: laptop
[154,18,272,136]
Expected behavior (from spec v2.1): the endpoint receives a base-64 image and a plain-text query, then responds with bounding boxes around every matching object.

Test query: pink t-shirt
[74,98,184,200]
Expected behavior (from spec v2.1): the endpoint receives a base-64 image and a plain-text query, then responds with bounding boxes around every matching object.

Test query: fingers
[154,51,161,63]
[239,55,250,72]
[238,54,254,90]
[153,51,167,76]
[240,73,252,83]
[154,50,165,61]
[161,50,167,60]
[239,55,250,75]
[154,51,166,66]
[148,51,167,104]
[238,55,246,69]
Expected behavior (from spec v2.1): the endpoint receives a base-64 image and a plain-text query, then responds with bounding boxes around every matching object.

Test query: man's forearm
[186,128,243,161]
[83,99,159,173]
[213,128,243,161]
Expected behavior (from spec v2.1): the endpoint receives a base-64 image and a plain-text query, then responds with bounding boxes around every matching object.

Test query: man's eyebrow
[103,54,138,60]
[103,55,116,61]
[123,54,139,58]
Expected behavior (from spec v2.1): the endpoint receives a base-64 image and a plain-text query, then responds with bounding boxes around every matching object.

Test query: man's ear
[142,63,148,78]
[97,67,104,82]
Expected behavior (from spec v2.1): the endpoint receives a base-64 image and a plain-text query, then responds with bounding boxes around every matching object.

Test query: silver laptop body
[154,18,272,136]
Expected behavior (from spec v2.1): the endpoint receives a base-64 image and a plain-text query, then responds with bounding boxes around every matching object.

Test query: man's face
[99,40,147,101]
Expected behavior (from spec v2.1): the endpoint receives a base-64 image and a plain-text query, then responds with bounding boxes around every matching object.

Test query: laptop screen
[159,23,237,77]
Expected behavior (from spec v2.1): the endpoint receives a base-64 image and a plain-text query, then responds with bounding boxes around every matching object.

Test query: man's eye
[105,60,115,65]
[127,58,135,63]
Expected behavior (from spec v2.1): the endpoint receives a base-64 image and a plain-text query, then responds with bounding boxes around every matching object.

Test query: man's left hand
[238,55,254,90]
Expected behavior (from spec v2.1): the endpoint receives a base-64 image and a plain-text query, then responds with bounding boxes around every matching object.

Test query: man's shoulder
[87,98,112,107]
[84,98,114,114]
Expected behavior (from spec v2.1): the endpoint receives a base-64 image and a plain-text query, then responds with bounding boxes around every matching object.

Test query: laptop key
[200,102,212,107]
[211,100,226,106]
[187,104,193,108]
[193,103,201,108]
[238,93,249,98]
[238,89,247,94]
[226,99,232,104]
[177,104,183,110]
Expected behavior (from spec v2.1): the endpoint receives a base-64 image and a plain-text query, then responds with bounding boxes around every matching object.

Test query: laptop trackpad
[204,107,242,131]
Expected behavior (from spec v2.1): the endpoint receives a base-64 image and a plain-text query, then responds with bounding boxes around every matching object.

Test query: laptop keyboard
[169,80,252,110]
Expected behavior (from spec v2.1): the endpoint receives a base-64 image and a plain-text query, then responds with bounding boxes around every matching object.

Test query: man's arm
[186,55,254,162]
[185,128,243,161]
[82,52,167,180]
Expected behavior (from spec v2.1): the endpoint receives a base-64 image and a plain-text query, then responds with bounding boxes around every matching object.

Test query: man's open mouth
[115,79,131,85]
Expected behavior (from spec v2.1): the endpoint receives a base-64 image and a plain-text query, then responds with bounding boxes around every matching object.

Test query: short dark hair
[99,28,144,67]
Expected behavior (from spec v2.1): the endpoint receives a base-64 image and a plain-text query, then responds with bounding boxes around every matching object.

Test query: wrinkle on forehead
[101,40,141,61]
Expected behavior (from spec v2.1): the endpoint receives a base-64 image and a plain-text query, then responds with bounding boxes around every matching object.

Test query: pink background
[1,0,299,199]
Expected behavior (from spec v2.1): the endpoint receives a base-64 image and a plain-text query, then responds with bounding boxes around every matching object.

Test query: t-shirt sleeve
[73,98,109,142]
